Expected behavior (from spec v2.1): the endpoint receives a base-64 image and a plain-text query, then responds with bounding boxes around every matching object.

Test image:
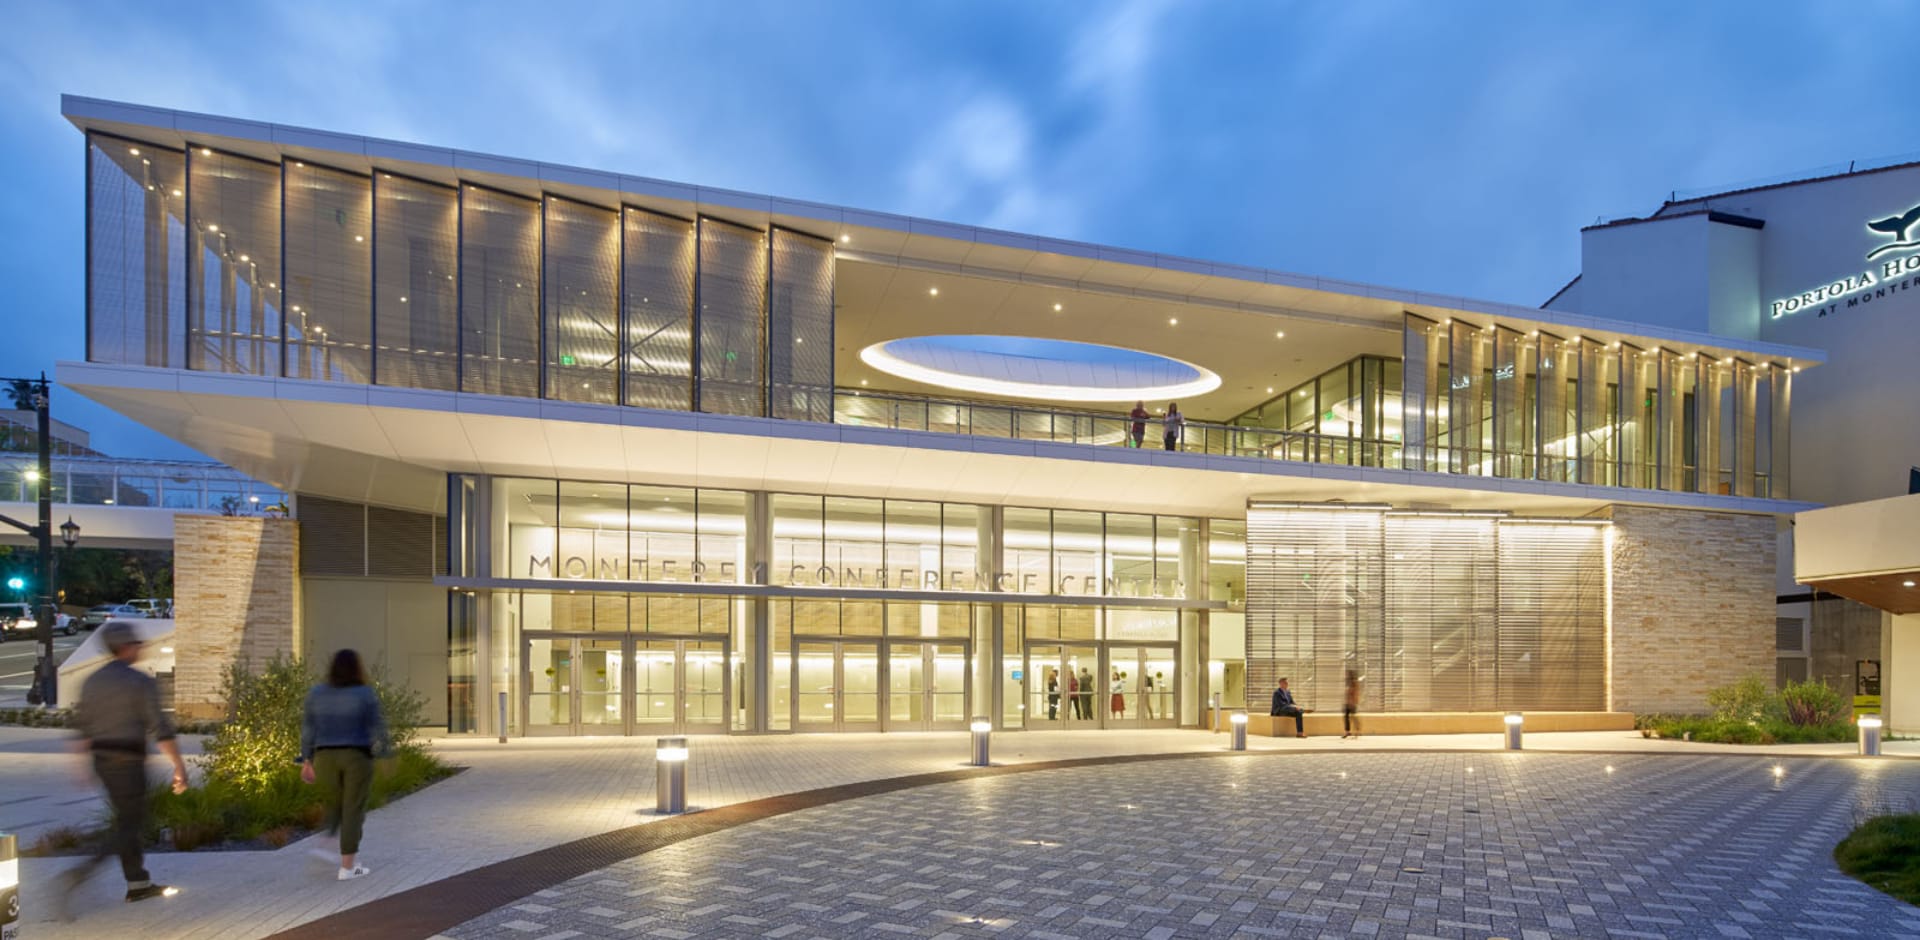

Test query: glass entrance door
[634,638,729,735]
[1024,644,1099,729]
[524,633,629,736]
[886,642,969,731]
[1108,645,1178,729]
[795,640,882,732]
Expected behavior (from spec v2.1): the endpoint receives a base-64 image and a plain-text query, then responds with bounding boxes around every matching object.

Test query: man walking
[62,621,188,912]
[1270,677,1307,738]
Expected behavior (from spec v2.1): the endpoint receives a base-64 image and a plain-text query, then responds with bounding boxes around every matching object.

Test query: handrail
[832,390,1781,498]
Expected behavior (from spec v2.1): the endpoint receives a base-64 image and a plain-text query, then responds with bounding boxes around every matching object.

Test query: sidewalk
[10,726,1917,939]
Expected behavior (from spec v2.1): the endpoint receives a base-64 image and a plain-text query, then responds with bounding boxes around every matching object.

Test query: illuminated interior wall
[1245,502,1608,713]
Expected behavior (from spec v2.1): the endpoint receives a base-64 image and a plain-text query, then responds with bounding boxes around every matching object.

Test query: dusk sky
[2,1,1914,459]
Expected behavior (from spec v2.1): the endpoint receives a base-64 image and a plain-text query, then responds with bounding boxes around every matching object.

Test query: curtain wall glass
[696,218,768,416]
[1489,326,1523,478]
[1534,333,1569,483]
[1447,320,1486,475]
[373,174,459,390]
[187,149,281,375]
[768,228,834,421]
[1732,359,1758,497]
[543,197,619,404]
[622,209,695,410]
[1574,340,1608,485]
[1401,314,1441,472]
[1697,361,1726,495]
[1769,363,1792,499]
[284,162,372,382]
[460,186,541,398]
[88,136,185,369]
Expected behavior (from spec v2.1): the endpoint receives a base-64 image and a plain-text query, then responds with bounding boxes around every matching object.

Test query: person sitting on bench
[1270,678,1307,737]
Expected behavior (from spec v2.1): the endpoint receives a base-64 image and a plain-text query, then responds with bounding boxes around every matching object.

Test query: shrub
[1781,678,1847,727]
[1706,673,1779,725]
[1836,814,1920,905]
[199,654,315,791]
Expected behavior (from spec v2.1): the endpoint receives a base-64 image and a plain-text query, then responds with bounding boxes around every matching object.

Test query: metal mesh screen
[367,504,438,579]
[460,186,541,398]
[1383,515,1498,711]
[1619,344,1654,489]
[695,218,767,416]
[768,228,834,421]
[284,162,372,382]
[1245,506,1383,711]
[1400,314,1435,471]
[543,197,619,403]
[1534,333,1569,482]
[1494,522,1606,710]
[622,209,695,410]
[87,135,185,368]
[188,148,281,375]
[374,174,458,390]
[1248,505,1610,713]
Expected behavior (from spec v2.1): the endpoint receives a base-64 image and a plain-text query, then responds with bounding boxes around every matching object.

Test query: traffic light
[4,577,21,592]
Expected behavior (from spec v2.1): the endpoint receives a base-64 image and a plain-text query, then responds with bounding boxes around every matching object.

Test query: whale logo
[1865,203,1920,260]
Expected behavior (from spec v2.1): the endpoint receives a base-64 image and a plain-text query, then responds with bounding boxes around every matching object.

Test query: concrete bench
[1201,710,1636,737]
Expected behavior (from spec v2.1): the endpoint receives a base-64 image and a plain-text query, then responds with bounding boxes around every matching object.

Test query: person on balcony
[1129,401,1149,448]
[1163,403,1185,451]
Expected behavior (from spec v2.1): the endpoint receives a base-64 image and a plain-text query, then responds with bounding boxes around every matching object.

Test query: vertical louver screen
[299,494,445,580]
[460,186,540,398]
[87,135,185,368]
[696,218,767,416]
[284,162,372,383]
[373,174,459,391]
[188,149,282,375]
[543,197,619,404]
[1247,504,1608,713]
[622,209,695,410]
[768,228,834,421]
[1401,313,1439,472]
[299,495,367,576]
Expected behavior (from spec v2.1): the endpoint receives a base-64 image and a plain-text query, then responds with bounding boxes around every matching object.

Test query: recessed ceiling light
[1265,387,1274,394]
[171,189,182,197]
[860,379,868,386]
[795,337,804,344]
[128,147,140,156]
[840,234,851,243]
[1792,366,1801,373]
[1905,580,1916,587]
[355,235,364,242]
[201,148,212,156]
[1053,302,1063,312]
[238,254,249,262]
[1168,317,1178,326]
[207,224,219,233]
[1274,331,1285,339]
[928,287,939,297]
[295,161,304,167]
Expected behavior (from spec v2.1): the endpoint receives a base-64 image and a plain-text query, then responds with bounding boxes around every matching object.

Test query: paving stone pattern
[443,752,1920,940]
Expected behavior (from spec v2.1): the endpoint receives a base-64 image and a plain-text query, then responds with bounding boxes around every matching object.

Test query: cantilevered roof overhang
[62,94,1827,425]
[1796,494,1920,614]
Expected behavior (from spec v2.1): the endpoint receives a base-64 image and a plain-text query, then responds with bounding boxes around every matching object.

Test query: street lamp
[60,516,79,549]
[0,373,64,707]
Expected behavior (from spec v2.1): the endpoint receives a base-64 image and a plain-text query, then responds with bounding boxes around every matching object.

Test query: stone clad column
[171,516,302,721]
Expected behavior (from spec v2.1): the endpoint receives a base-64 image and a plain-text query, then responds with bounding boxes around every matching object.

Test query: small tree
[4,379,36,411]
[199,655,314,791]
[1705,674,1779,725]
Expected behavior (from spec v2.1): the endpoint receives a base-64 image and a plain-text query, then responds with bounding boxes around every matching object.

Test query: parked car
[83,603,146,628]
[0,603,71,638]
[125,598,173,618]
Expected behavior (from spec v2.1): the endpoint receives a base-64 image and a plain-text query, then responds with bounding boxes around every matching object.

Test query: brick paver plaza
[12,728,1920,938]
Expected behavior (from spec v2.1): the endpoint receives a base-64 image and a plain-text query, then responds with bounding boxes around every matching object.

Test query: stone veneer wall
[1607,505,1776,714]
[173,516,302,720]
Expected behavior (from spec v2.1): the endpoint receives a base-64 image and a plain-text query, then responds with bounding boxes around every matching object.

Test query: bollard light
[656,736,688,814]
[0,832,16,939]
[497,690,509,744]
[970,718,992,767]
[1860,716,1884,757]
[1503,712,1524,750]
[1229,711,1248,751]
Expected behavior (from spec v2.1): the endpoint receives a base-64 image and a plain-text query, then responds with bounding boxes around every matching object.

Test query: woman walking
[1341,669,1363,739]
[301,649,390,881]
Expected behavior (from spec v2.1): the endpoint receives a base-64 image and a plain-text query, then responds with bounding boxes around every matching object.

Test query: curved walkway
[16,730,1920,939]
[295,749,1920,940]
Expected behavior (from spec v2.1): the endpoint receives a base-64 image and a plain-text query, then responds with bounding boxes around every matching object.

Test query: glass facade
[187,148,281,375]
[460,186,541,398]
[284,161,372,382]
[544,197,620,404]
[87,137,185,368]
[695,218,768,416]
[622,209,695,410]
[374,173,459,390]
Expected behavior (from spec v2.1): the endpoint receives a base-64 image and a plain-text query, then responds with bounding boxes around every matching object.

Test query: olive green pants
[313,748,373,855]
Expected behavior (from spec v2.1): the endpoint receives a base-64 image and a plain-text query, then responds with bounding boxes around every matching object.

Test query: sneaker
[126,884,179,903]
[337,865,371,881]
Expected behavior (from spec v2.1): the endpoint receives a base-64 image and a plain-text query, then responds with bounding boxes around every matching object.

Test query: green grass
[1836,814,1920,905]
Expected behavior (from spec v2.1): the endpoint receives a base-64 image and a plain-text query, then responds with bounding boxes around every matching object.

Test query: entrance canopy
[1796,493,1920,613]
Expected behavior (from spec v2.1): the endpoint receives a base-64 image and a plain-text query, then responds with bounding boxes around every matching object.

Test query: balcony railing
[0,454,283,512]
[832,390,1777,498]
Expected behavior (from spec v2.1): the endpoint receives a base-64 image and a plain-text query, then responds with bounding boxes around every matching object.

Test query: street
[0,628,86,707]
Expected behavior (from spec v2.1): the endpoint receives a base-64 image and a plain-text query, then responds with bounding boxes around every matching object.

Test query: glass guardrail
[0,455,283,512]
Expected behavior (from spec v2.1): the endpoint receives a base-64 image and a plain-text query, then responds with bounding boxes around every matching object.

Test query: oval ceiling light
[860,335,1221,403]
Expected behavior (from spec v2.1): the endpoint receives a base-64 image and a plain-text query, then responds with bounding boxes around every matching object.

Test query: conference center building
[60,96,1819,736]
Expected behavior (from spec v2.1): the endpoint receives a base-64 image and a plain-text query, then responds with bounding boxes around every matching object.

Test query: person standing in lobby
[301,649,391,881]
[60,620,190,916]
